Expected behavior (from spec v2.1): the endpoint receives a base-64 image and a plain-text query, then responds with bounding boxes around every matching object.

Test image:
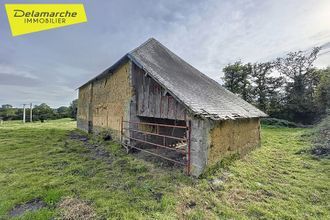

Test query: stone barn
[77,38,267,176]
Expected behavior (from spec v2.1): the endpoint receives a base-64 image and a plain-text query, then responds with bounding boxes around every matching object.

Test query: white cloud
[0,64,39,79]
[159,0,330,81]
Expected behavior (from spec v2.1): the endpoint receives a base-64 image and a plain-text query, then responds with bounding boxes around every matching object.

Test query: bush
[261,118,305,128]
[308,114,330,157]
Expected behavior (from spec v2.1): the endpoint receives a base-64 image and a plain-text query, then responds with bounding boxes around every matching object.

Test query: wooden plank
[161,90,168,118]
[133,66,186,120]
[145,77,151,116]
[177,104,186,120]
[150,79,156,117]
[138,70,143,115]
[155,84,161,118]
[168,96,175,119]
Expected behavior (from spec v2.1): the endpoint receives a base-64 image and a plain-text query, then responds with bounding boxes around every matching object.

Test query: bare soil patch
[9,198,46,217]
[69,131,113,163]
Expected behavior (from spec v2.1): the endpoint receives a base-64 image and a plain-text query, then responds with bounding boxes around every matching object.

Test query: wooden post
[23,104,26,123]
[30,103,33,122]
[187,120,192,175]
[120,116,123,144]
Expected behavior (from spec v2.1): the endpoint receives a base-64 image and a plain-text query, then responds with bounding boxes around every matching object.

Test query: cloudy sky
[0,0,329,107]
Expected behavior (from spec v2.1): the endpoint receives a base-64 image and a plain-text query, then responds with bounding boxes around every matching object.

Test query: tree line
[222,47,329,124]
[0,100,77,122]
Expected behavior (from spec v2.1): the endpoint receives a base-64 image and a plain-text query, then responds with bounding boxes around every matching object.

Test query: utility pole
[23,104,26,123]
[30,103,33,122]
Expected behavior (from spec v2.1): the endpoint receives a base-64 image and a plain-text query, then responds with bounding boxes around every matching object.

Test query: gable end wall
[77,84,92,132]
[77,62,132,139]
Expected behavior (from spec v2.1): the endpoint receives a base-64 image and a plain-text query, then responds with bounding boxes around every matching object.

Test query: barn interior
[123,115,189,168]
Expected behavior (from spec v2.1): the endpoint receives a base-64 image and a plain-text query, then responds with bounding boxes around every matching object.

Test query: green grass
[0,119,329,219]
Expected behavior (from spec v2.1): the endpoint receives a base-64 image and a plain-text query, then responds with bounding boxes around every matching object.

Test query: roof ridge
[77,38,157,89]
[129,37,156,54]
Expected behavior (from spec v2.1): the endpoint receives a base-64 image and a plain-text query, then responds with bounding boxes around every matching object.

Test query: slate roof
[80,38,267,120]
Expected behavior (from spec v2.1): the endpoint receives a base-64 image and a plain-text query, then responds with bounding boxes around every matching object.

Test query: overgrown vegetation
[222,47,329,124]
[304,114,330,158]
[0,119,329,219]
[261,118,305,128]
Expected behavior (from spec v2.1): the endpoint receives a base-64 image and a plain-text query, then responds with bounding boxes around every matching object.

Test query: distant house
[77,38,266,176]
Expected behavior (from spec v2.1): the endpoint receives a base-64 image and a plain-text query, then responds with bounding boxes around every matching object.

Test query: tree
[1,104,13,109]
[33,103,55,121]
[240,63,253,102]
[266,76,286,118]
[315,67,330,114]
[0,107,17,120]
[223,61,253,102]
[57,106,70,118]
[249,62,285,115]
[275,47,321,123]
[223,61,244,94]
[251,62,274,111]
[0,102,80,121]
[69,99,78,120]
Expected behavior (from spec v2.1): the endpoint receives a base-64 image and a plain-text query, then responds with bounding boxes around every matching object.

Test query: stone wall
[188,117,211,176]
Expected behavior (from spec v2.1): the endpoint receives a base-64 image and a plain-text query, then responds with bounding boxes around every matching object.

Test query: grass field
[0,119,329,219]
